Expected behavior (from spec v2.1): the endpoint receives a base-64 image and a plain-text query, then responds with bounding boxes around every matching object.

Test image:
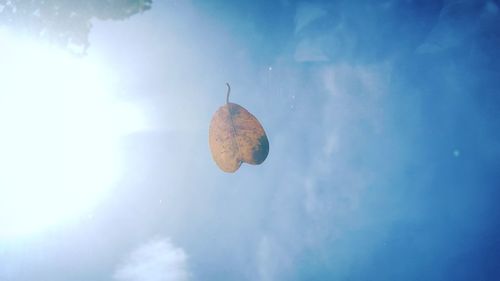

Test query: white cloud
[295,2,327,33]
[257,236,273,281]
[294,38,329,62]
[417,1,482,53]
[302,62,392,228]
[256,235,292,281]
[114,238,190,281]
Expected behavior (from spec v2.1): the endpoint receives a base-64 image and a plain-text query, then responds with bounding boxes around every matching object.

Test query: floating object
[209,83,269,173]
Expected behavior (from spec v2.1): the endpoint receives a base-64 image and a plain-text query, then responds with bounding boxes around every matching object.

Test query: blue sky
[1,0,500,280]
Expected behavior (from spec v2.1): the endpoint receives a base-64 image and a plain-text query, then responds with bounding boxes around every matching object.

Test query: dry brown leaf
[209,83,269,173]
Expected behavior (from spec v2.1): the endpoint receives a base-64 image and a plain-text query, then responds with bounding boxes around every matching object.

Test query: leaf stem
[226,82,231,104]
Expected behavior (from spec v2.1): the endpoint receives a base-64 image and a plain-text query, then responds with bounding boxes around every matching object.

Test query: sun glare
[0,28,146,239]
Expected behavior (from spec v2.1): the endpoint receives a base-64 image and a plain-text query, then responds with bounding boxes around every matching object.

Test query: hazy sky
[1,0,500,280]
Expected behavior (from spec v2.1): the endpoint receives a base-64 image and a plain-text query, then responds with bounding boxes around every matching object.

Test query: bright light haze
[1,1,499,280]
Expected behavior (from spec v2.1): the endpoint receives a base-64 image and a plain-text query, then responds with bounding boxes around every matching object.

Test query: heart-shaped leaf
[209,83,269,173]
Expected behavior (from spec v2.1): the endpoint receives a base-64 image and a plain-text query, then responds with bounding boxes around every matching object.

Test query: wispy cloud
[295,2,328,33]
[113,238,190,281]
[256,235,293,281]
